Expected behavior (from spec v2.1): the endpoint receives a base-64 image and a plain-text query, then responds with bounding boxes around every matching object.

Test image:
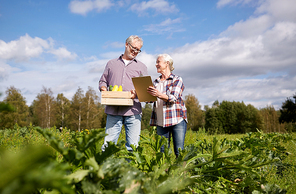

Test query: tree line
[0,86,106,132]
[0,86,295,133]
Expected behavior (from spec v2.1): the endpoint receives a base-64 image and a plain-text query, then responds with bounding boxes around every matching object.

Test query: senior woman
[147,54,187,157]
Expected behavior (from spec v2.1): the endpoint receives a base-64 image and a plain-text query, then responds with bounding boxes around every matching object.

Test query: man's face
[125,40,142,60]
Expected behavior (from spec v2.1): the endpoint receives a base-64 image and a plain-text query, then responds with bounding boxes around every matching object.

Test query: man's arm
[98,62,109,92]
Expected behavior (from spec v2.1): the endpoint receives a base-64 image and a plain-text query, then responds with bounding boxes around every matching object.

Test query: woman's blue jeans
[101,114,142,152]
[157,119,187,157]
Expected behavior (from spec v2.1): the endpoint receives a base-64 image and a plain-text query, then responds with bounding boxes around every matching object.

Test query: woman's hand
[147,86,169,102]
[147,86,160,97]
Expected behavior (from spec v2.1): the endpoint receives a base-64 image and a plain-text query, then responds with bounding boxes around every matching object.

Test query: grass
[265,132,296,193]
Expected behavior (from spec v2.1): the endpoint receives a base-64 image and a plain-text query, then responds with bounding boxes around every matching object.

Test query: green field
[0,126,295,193]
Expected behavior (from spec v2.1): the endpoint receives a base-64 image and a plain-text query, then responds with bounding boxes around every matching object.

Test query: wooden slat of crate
[101,98,133,106]
[101,91,131,98]
[101,91,133,106]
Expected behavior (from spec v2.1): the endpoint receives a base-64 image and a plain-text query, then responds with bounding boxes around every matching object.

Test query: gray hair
[126,35,143,47]
[158,53,174,71]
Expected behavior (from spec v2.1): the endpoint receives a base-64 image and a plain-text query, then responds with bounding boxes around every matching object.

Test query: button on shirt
[99,55,148,116]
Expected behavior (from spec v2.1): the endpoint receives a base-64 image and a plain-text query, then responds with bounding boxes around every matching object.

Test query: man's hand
[100,86,107,91]
[130,89,137,99]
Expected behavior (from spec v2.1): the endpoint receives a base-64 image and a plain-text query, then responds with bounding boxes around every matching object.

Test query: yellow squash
[112,85,118,91]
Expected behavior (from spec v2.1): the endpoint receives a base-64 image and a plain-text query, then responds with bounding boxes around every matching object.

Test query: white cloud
[199,74,296,109]
[69,0,114,15]
[142,0,296,109]
[2,0,295,110]
[0,62,100,105]
[103,41,125,49]
[255,0,296,22]
[159,18,181,26]
[0,61,19,82]
[217,0,257,8]
[0,34,77,62]
[0,34,49,61]
[137,51,158,76]
[85,59,109,73]
[130,0,178,15]
[217,0,296,22]
[117,0,132,7]
[53,78,81,93]
[262,22,296,61]
[69,0,93,15]
[68,0,179,16]
[99,51,123,59]
[169,20,296,85]
[220,15,273,38]
[143,18,185,34]
[49,47,77,61]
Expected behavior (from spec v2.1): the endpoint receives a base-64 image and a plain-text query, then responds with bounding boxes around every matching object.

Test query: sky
[0,0,295,110]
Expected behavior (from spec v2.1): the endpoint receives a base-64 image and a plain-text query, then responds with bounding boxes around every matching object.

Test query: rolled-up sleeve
[166,77,185,104]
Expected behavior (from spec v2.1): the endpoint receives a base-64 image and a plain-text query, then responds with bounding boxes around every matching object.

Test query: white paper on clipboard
[132,76,157,102]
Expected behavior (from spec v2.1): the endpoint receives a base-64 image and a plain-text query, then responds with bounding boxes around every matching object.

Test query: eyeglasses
[128,42,141,53]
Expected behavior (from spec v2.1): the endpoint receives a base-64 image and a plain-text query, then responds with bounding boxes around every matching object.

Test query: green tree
[279,94,296,131]
[205,100,263,134]
[55,93,70,129]
[204,103,224,134]
[241,104,263,133]
[0,86,29,129]
[70,87,84,131]
[260,105,285,133]
[83,86,102,129]
[184,94,204,131]
[29,100,38,126]
[98,103,106,129]
[219,101,238,133]
[33,87,56,128]
[141,103,152,130]
[0,92,14,112]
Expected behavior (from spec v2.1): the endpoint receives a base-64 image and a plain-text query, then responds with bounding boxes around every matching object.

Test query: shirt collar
[119,54,138,63]
[155,73,174,83]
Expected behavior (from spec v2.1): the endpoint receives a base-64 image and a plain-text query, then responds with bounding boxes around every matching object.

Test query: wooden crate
[101,91,133,106]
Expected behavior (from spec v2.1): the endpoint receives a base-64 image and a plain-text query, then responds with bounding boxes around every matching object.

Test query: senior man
[99,35,148,151]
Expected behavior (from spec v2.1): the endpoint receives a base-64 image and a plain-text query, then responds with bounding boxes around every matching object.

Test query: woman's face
[156,56,168,73]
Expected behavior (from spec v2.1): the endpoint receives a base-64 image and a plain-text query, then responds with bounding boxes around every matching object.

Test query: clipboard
[132,76,157,102]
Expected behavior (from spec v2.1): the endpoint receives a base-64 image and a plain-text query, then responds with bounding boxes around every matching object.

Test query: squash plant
[0,127,292,193]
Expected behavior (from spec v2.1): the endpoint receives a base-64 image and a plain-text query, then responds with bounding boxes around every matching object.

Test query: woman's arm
[166,76,185,103]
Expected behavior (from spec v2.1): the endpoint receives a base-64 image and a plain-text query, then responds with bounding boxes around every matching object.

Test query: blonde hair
[158,53,174,71]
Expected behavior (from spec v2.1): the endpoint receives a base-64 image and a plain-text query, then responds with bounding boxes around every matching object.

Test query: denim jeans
[101,114,142,152]
[157,119,187,157]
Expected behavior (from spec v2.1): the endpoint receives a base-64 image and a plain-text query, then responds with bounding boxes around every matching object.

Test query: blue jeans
[101,114,142,152]
[157,119,187,157]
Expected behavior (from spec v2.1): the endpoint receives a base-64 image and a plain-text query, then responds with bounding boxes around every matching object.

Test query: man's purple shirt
[98,55,148,116]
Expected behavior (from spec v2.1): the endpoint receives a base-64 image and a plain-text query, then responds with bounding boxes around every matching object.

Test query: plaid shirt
[150,73,187,127]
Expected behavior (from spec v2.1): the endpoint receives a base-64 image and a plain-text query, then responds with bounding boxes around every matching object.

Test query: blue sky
[0,0,295,109]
